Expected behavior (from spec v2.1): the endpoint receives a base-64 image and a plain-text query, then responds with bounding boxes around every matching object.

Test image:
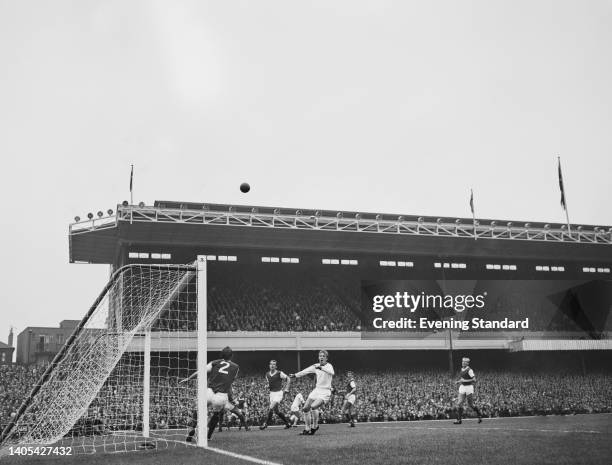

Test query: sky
[1,0,611,352]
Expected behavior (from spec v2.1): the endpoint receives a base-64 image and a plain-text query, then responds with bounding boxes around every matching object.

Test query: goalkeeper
[182,346,249,441]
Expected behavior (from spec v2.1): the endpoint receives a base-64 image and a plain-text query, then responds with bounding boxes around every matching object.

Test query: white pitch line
[264,412,612,428]
[376,425,604,434]
[207,446,283,465]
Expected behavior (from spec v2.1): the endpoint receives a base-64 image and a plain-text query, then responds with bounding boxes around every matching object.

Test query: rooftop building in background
[0,340,13,365]
[16,320,79,365]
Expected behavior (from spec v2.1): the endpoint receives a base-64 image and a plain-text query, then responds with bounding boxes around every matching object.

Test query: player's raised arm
[179,361,214,383]
[291,364,317,378]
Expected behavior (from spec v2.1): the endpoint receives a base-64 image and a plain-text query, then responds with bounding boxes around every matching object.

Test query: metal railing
[69,204,612,245]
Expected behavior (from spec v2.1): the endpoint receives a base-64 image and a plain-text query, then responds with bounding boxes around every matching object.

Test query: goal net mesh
[0,264,199,455]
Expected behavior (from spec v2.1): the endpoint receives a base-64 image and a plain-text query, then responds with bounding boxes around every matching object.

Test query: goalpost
[0,257,209,455]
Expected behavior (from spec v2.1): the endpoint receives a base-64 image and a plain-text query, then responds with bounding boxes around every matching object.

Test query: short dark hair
[221,346,233,360]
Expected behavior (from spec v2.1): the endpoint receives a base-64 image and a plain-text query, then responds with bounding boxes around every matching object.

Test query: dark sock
[457,407,463,421]
[208,413,220,439]
[231,407,247,426]
[266,409,273,424]
[277,411,289,425]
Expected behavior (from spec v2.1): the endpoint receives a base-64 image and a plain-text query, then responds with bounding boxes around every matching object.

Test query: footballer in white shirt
[289,392,305,427]
[290,350,334,435]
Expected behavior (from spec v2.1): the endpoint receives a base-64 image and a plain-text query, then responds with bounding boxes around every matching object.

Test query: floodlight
[87,213,94,220]
[74,216,80,222]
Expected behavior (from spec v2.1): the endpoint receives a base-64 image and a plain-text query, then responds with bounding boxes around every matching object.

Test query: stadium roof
[69,201,612,264]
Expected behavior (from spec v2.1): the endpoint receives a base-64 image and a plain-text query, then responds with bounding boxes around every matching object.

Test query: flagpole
[130,164,134,205]
[564,201,572,238]
[470,188,477,241]
[557,157,572,238]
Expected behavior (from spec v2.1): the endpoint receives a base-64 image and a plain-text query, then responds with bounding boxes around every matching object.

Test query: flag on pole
[558,158,566,210]
[557,156,572,237]
[469,188,477,240]
[469,189,474,215]
[129,165,134,205]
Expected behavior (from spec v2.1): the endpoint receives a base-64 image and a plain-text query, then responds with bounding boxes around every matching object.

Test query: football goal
[0,257,210,455]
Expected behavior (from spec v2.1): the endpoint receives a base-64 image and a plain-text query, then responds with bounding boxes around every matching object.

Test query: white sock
[303,411,311,430]
[312,410,319,428]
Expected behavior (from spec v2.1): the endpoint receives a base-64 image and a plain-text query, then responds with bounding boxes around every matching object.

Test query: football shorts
[458,385,474,395]
[269,391,284,404]
[345,394,356,405]
[307,387,332,404]
[207,388,233,412]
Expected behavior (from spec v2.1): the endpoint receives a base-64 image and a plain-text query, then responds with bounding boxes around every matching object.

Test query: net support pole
[196,256,208,448]
[143,331,151,438]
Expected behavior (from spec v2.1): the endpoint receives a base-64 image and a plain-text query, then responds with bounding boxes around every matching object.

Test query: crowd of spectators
[227,369,612,425]
[152,275,362,332]
[2,362,610,433]
[207,278,360,331]
[0,364,46,428]
[147,273,598,333]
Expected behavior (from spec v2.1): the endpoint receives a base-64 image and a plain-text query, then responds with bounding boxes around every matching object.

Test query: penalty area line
[207,445,283,465]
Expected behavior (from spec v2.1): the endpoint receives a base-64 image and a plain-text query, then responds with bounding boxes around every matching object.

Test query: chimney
[8,327,13,347]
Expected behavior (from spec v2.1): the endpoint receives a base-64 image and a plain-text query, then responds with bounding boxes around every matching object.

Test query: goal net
[0,260,208,455]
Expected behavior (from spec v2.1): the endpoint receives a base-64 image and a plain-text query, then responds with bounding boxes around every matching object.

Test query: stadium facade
[68,201,612,355]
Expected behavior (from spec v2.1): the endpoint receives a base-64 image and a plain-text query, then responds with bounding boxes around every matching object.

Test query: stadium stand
[151,272,599,333]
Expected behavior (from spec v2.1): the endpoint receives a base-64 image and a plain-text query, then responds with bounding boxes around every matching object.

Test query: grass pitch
[4,414,611,465]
